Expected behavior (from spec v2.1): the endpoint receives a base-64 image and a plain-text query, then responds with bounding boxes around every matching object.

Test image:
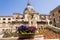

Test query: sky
[0,0,60,16]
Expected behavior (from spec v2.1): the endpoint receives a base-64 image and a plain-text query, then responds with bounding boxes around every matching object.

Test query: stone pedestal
[18,34,35,40]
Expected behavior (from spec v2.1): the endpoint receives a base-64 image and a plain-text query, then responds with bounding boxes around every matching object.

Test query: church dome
[23,0,36,14]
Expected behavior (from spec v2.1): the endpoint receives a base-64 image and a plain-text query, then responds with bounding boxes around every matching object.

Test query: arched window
[3,22,5,23]
[53,13,54,16]
[49,21,52,24]
[3,18,6,20]
[54,18,56,23]
[8,18,11,20]
[8,22,10,23]
[58,10,60,13]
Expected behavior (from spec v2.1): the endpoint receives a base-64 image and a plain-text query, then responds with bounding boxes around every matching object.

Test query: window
[58,10,60,13]
[3,22,5,23]
[16,17,18,19]
[20,17,24,19]
[16,16,20,19]
[54,18,56,23]
[53,13,54,16]
[3,18,6,20]
[20,15,24,19]
[59,16,60,19]
[8,22,10,23]
[31,15,33,19]
[8,18,11,20]
[59,16,60,22]
[16,17,19,19]
[49,21,52,24]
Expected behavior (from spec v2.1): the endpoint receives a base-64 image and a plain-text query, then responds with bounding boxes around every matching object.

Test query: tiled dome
[23,0,36,14]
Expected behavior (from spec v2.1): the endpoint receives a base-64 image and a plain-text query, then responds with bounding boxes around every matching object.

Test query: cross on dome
[27,0,31,6]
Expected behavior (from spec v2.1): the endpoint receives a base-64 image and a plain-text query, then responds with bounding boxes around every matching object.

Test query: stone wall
[0,37,34,40]
[0,37,59,40]
[0,35,44,40]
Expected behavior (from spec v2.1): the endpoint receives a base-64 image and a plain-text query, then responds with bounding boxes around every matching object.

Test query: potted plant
[17,24,38,39]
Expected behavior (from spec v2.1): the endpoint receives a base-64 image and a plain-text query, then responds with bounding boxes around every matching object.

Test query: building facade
[0,2,52,29]
[1,1,60,29]
[50,5,60,28]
